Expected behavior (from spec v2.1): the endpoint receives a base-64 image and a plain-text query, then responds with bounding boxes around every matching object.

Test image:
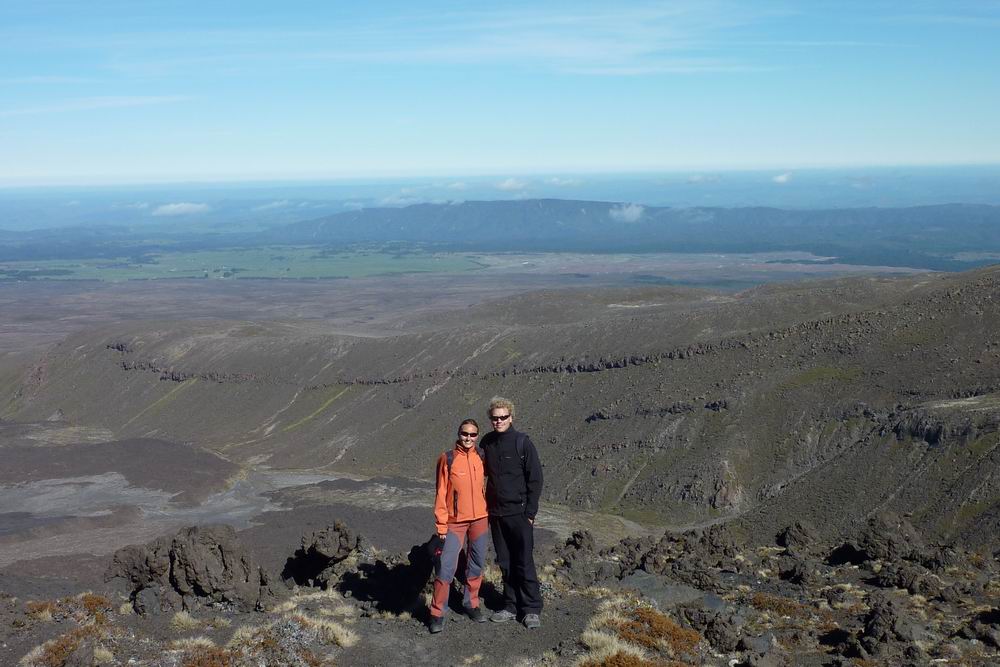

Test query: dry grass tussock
[25,601,56,622]
[93,646,114,664]
[169,636,217,651]
[483,562,504,586]
[272,587,357,618]
[369,608,412,621]
[171,610,204,632]
[287,611,360,647]
[581,586,618,599]
[210,620,336,666]
[576,595,701,667]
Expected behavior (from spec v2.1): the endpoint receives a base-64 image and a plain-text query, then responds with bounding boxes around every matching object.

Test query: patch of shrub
[79,593,112,615]
[22,625,102,667]
[578,653,684,667]
[614,607,700,656]
[181,646,233,667]
[25,601,57,622]
[750,592,807,618]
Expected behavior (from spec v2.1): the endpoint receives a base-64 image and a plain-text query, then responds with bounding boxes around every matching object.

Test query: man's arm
[522,435,544,520]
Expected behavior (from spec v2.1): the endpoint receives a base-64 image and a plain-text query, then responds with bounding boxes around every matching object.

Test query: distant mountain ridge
[2,198,1000,270]
[263,199,1000,269]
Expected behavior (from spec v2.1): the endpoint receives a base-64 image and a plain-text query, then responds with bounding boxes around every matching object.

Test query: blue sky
[1,1,998,186]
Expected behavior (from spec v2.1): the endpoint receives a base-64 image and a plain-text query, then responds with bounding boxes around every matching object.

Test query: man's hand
[527,517,534,525]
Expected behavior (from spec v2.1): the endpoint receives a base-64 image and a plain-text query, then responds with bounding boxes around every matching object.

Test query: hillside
[6,266,1000,550]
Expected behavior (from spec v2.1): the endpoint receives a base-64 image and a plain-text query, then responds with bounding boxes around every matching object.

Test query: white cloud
[446,181,468,190]
[687,173,720,184]
[343,201,365,210]
[546,177,581,186]
[772,172,792,184]
[379,193,422,207]
[496,177,527,191]
[609,203,644,223]
[253,200,290,210]
[114,202,150,209]
[152,202,210,216]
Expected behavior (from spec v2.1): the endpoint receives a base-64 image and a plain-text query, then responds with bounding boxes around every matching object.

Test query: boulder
[282,521,367,589]
[106,524,281,613]
[828,513,928,566]
[775,521,819,558]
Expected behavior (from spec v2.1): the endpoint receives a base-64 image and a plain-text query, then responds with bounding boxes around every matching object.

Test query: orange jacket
[434,444,488,535]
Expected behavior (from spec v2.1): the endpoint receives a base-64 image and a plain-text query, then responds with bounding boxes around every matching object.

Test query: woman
[428,418,489,633]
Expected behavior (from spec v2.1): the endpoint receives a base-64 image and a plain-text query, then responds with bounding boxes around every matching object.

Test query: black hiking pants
[489,513,542,615]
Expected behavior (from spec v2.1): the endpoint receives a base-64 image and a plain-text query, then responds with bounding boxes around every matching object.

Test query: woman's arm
[433,452,450,536]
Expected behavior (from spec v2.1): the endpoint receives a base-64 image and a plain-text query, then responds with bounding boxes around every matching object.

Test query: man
[480,396,544,629]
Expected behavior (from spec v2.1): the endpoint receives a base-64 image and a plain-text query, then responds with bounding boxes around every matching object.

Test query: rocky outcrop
[282,521,367,589]
[106,524,282,614]
[828,513,929,566]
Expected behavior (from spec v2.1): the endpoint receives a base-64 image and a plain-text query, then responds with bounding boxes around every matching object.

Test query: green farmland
[0,247,488,282]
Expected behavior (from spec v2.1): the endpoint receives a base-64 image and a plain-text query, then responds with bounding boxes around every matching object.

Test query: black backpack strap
[516,433,527,471]
[445,449,454,472]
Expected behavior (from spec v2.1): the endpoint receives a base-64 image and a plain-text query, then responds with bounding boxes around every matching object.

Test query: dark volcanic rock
[779,557,827,587]
[957,608,1000,648]
[636,526,741,591]
[829,513,928,565]
[680,601,747,653]
[855,591,926,660]
[282,521,367,589]
[870,561,937,596]
[550,530,605,587]
[106,524,281,613]
[776,520,819,558]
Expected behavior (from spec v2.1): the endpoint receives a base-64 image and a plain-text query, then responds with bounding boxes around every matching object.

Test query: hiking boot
[523,613,541,629]
[428,615,445,634]
[466,605,487,623]
[490,609,517,623]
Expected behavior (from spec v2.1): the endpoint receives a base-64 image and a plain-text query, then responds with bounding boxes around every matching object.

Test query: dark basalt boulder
[776,520,819,558]
[869,562,937,596]
[956,608,1000,648]
[828,513,929,566]
[855,591,927,660]
[548,530,628,586]
[282,520,367,589]
[106,524,282,614]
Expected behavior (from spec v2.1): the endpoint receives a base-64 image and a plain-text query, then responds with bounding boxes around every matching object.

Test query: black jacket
[482,428,543,519]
